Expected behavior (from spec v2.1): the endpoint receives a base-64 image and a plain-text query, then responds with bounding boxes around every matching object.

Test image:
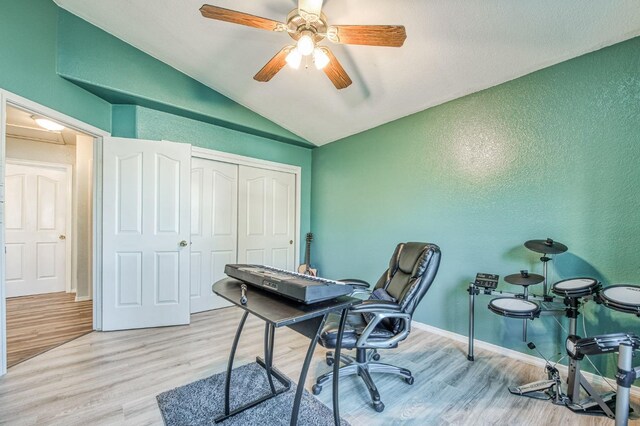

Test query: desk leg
[290,313,328,426]
[333,308,348,426]
[468,283,475,361]
[264,323,277,394]
[223,310,248,417]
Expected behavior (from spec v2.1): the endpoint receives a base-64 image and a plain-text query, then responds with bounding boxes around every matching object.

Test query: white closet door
[190,158,236,313]
[238,166,296,270]
[102,137,191,331]
[5,162,69,297]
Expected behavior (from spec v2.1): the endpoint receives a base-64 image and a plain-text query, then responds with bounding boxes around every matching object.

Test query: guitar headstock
[306,232,313,242]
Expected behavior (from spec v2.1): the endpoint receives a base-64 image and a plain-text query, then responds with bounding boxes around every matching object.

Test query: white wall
[6,137,75,165]
[74,135,93,300]
[1,95,6,375]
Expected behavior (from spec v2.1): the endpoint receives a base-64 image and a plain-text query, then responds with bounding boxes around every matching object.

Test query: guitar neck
[304,240,311,266]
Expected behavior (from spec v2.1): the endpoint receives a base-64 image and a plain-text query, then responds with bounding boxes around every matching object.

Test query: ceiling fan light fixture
[32,115,65,131]
[198,3,406,90]
[297,32,315,56]
[285,47,303,69]
[313,47,330,69]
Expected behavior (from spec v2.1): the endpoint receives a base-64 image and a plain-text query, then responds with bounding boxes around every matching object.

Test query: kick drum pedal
[509,364,564,403]
[508,343,566,404]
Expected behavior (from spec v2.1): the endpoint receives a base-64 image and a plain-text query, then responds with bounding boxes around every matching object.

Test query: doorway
[4,104,95,367]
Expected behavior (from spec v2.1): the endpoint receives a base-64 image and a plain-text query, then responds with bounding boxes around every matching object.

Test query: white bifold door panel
[238,166,296,270]
[102,138,191,331]
[190,158,236,313]
[5,162,69,297]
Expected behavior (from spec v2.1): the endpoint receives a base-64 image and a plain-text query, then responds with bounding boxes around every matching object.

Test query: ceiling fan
[200,1,407,90]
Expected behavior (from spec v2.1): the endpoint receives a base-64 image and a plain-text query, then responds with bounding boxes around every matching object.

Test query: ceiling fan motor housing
[286,9,327,43]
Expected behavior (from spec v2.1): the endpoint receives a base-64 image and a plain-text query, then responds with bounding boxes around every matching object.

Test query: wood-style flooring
[6,292,93,367]
[0,307,637,425]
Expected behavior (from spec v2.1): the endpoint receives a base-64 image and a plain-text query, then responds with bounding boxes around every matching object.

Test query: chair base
[312,349,414,412]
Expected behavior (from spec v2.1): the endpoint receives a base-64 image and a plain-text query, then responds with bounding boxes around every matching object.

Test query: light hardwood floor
[0,307,637,425]
[6,292,93,367]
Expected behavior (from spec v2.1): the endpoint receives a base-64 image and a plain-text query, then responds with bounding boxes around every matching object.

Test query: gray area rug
[157,362,350,426]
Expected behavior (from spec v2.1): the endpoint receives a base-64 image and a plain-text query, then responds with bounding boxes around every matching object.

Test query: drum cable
[540,301,569,335]
[581,307,618,394]
[533,301,568,370]
[539,298,617,393]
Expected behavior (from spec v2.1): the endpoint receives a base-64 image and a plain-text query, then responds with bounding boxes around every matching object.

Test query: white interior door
[190,158,236,313]
[102,137,191,330]
[238,166,296,270]
[5,161,69,298]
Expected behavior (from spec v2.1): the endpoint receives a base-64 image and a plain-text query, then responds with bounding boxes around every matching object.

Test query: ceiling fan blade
[200,4,286,32]
[298,0,323,18]
[321,48,352,90]
[254,47,292,82]
[327,25,407,47]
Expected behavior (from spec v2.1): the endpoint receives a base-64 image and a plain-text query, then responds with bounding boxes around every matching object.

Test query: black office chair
[312,242,441,412]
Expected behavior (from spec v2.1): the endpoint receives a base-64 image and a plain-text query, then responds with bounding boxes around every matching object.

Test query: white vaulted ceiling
[54,0,640,146]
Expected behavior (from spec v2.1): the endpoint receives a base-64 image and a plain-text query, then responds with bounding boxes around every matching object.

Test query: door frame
[0,88,109,375]
[190,145,302,268]
[5,158,74,295]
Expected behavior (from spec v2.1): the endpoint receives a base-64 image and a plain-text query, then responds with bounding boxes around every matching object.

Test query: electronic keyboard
[224,264,353,304]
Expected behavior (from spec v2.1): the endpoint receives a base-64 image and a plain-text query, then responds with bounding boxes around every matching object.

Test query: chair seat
[319,312,396,350]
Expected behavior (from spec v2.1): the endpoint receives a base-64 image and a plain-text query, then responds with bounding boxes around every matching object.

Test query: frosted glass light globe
[286,48,302,69]
[313,48,330,69]
[297,33,315,56]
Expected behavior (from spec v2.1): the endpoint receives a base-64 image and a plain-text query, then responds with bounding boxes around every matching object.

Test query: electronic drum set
[467,238,640,425]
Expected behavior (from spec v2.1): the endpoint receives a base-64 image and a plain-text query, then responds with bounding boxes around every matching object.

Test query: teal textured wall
[0,0,111,131]
[56,9,309,147]
[0,0,312,259]
[311,37,640,374]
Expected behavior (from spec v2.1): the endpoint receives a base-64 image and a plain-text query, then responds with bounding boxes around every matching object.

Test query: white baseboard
[75,295,92,302]
[412,320,640,398]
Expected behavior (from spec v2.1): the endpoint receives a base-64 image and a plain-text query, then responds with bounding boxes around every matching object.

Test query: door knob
[179,240,188,247]
[59,235,66,240]
[289,240,293,245]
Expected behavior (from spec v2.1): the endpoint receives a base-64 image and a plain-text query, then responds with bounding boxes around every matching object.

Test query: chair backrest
[372,242,441,316]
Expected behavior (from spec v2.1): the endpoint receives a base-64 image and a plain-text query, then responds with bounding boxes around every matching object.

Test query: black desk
[212,277,360,426]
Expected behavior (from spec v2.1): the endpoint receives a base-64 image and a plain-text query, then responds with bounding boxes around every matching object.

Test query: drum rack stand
[564,352,616,418]
[467,282,566,362]
[467,281,566,403]
[616,343,639,426]
[468,281,640,424]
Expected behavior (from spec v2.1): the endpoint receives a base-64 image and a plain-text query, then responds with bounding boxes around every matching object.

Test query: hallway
[6,292,92,367]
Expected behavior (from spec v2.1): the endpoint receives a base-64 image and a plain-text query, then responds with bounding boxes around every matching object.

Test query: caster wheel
[405,376,415,385]
[372,353,381,361]
[326,358,334,367]
[373,401,385,413]
[312,384,322,395]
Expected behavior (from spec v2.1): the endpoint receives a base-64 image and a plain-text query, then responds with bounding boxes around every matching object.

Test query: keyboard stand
[212,277,360,426]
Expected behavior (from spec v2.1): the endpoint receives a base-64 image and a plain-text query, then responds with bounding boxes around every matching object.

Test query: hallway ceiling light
[32,115,65,132]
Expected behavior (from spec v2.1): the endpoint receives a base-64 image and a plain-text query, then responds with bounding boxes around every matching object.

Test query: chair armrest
[356,310,411,350]
[338,279,370,289]
[350,299,401,313]
[338,279,371,298]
